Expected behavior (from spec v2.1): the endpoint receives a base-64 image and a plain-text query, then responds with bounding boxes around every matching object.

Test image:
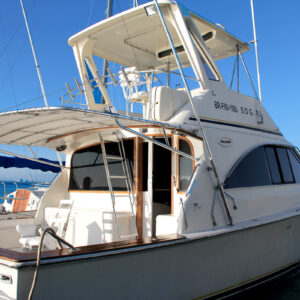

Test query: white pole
[250,0,262,102]
[20,0,48,107]
[102,0,113,87]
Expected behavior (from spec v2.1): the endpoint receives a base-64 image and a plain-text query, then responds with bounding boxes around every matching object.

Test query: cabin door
[152,138,172,236]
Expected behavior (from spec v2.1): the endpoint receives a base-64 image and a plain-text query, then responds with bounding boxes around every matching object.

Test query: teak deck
[0,234,185,263]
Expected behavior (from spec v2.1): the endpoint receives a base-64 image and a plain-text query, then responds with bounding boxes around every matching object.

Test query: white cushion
[16,224,37,238]
[19,236,40,248]
[151,86,189,121]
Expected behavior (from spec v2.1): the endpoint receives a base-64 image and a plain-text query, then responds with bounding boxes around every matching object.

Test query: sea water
[233,268,300,299]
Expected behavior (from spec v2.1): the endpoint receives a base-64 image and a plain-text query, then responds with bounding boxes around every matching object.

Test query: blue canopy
[0,156,63,173]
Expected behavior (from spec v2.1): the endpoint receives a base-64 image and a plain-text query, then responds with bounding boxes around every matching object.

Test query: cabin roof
[0,107,186,149]
[68,0,249,69]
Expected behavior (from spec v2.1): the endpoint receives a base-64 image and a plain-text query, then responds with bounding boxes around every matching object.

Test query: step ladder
[99,132,137,240]
[50,199,74,240]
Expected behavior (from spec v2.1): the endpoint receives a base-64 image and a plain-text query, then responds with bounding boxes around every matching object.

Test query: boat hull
[2,214,300,300]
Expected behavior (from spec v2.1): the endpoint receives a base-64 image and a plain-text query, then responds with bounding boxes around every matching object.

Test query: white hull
[1,214,299,300]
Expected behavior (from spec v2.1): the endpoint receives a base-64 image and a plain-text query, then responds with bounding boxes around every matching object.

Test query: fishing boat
[0,1,299,299]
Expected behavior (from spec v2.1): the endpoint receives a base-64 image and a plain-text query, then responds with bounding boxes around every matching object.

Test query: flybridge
[68,1,249,68]
[65,0,254,114]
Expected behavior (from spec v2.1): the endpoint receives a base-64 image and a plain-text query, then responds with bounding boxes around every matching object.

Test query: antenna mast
[250,0,262,102]
[20,0,48,107]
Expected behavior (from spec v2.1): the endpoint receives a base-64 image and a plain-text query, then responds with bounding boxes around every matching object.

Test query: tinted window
[70,140,134,191]
[178,139,193,191]
[188,28,219,81]
[288,149,300,183]
[265,146,282,184]
[200,56,218,81]
[224,146,272,188]
[276,147,294,183]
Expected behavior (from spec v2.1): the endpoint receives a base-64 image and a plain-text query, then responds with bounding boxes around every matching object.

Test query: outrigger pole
[250,0,262,102]
[102,0,113,87]
[20,0,48,107]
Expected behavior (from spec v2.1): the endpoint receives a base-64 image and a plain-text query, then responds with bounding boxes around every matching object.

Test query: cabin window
[276,147,294,184]
[265,146,281,184]
[178,138,193,191]
[200,56,218,81]
[288,149,300,183]
[69,140,134,191]
[224,146,271,188]
[188,27,219,81]
[224,145,299,189]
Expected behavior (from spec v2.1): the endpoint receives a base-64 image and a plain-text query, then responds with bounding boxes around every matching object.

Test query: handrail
[0,182,5,199]
[115,117,199,162]
[60,66,200,108]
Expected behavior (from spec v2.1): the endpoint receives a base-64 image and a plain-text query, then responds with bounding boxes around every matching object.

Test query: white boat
[1,183,51,216]
[0,1,299,299]
[0,159,59,216]
[1,189,40,213]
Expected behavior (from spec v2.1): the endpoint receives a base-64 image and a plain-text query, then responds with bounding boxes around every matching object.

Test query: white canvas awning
[0,107,185,149]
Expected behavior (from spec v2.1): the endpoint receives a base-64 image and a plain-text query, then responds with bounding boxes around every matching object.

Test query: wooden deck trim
[0,234,185,263]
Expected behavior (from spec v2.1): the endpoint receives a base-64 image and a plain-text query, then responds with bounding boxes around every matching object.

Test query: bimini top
[0,107,187,149]
[68,0,249,70]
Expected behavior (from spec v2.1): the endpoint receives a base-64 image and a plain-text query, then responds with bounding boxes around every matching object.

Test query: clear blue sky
[0,0,299,179]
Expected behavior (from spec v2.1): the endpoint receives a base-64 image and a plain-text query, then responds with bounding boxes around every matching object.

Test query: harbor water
[233,267,300,299]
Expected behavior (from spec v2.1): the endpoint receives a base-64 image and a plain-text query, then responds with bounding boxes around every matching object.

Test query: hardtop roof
[68,0,249,69]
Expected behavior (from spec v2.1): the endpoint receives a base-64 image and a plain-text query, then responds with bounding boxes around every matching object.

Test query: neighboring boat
[1,184,51,217]
[0,157,61,216]
[2,189,40,213]
[0,1,299,299]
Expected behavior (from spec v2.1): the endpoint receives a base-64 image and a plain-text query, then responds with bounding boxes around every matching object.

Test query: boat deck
[0,234,185,263]
[0,210,36,220]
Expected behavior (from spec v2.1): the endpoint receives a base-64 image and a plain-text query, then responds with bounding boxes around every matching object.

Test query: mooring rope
[28,227,76,300]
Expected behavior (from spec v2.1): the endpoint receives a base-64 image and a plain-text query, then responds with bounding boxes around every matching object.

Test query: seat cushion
[16,224,37,237]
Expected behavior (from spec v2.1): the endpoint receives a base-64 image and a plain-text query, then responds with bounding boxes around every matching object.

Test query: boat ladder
[99,132,137,240]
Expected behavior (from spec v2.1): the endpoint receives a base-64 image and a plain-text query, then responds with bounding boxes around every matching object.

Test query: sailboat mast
[250,0,262,102]
[20,0,48,107]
